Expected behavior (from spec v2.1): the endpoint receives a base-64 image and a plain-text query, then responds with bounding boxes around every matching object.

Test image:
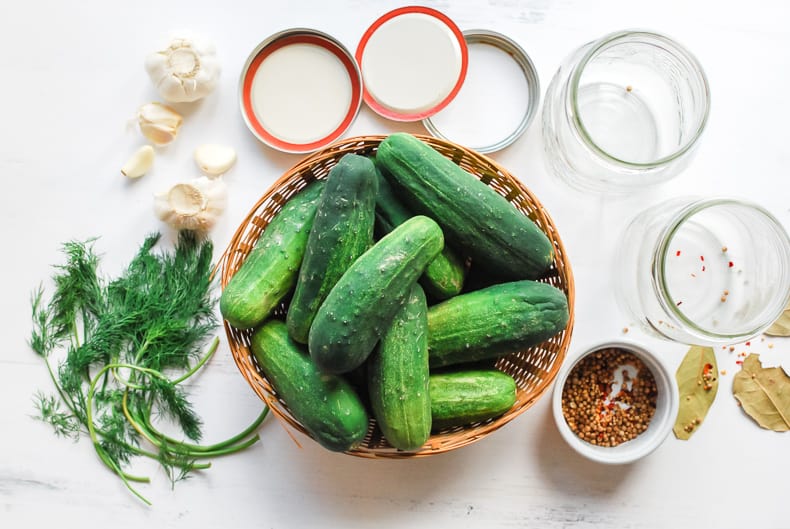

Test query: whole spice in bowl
[552,341,678,464]
[561,347,657,447]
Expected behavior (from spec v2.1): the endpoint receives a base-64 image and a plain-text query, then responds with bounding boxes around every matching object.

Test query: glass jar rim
[569,30,711,169]
[652,197,790,341]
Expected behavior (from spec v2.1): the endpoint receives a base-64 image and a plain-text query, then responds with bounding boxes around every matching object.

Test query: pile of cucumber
[220,133,569,452]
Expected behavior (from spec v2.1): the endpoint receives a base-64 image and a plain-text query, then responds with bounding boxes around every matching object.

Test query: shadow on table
[531,402,634,497]
[273,425,511,523]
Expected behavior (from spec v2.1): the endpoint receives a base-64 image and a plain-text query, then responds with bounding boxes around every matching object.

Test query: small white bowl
[551,340,678,464]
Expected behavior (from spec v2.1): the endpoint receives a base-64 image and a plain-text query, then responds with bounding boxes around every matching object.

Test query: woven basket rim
[218,133,575,458]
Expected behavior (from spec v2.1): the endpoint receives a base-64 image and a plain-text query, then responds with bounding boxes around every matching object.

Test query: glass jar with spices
[541,30,710,193]
[614,197,790,345]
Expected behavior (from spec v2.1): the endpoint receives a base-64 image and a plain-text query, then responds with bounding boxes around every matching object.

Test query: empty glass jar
[615,197,790,345]
[542,30,710,192]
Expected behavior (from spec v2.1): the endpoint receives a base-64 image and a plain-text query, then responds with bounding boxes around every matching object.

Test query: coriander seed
[560,347,658,447]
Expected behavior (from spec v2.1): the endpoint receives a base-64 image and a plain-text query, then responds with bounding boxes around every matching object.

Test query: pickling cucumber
[308,215,444,374]
[287,154,378,343]
[430,370,517,430]
[367,283,431,451]
[250,320,369,452]
[220,181,324,329]
[427,280,569,368]
[376,133,554,280]
[373,159,466,300]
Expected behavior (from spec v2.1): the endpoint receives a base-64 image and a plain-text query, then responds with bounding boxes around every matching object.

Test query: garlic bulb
[154,177,227,232]
[138,103,183,145]
[194,144,237,177]
[145,35,221,103]
[121,145,155,179]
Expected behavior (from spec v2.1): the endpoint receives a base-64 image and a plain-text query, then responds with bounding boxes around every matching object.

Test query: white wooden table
[2,1,788,527]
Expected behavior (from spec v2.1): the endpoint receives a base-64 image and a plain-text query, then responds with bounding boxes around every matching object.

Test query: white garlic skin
[145,35,221,103]
[138,103,183,146]
[154,177,227,232]
[194,144,237,177]
[121,145,155,179]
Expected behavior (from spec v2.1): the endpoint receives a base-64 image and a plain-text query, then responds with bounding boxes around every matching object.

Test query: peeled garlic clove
[121,145,155,179]
[145,35,221,103]
[154,176,227,232]
[194,144,237,177]
[138,102,183,145]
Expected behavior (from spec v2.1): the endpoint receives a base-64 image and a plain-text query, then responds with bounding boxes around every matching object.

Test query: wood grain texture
[2,0,790,528]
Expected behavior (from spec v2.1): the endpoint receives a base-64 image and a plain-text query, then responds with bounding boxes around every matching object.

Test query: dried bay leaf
[673,346,718,440]
[764,302,790,337]
[733,354,790,432]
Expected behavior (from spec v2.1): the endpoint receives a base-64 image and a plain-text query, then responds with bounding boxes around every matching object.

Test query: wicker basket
[219,134,575,458]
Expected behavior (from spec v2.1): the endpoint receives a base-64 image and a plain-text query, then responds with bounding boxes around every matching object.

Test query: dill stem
[133,340,150,365]
[43,354,166,462]
[122,390,267,457]
[43,356,80,420]
[86,364,155,486]
[171,336,219,385]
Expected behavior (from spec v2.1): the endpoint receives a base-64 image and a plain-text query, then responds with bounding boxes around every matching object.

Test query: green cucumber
[367,283,431,451]
[377,133,554,280]
[250,320,369,452]
[427,280,569,368]
[220,181,324,329]
[309,215,444,374]
[287,154,378,343]
[430,370,517,430]
[372,159,466,300]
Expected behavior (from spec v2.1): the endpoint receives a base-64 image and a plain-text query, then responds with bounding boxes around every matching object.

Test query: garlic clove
[121,145,155,179]
[145,35,221,103]
[138,102,182,145]
[194,144,237,177]
[154,177,227,232]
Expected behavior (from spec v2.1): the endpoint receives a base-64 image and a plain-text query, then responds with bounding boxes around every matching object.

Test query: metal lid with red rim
[239,29,363,153]
[355,6,469,122]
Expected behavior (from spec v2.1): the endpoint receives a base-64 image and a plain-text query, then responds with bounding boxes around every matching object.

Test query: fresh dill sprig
[30,231,268,505]
[33,392,80,439]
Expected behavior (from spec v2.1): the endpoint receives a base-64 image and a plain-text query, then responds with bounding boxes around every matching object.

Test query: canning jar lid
[423,30,540,153]
[355,6,469,122]
[239,28,363,153]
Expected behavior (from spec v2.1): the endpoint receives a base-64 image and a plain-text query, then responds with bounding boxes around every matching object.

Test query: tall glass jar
[542,30,710,193]
[615,198,790,345]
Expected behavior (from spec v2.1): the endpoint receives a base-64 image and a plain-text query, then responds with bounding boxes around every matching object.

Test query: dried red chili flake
[700,255,705,261]
[736,360,743,365]
[729,261,734,268]
[701,266,706,272]
[745,341,751,347]
[676,250,682,256]
[676,300,683,306]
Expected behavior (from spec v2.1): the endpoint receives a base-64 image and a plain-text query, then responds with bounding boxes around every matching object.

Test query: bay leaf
[732,354,790,432]
[673,345,718,440]
[764,302,790,337]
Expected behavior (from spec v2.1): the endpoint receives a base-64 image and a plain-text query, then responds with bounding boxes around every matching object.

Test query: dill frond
[33,392,80,439]
[29,231,265,504]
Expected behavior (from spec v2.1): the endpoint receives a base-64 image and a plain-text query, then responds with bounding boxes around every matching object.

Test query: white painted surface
[1,0,789,528]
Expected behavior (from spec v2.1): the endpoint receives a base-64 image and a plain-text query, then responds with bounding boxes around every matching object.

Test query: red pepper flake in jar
[560,348,658,448]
